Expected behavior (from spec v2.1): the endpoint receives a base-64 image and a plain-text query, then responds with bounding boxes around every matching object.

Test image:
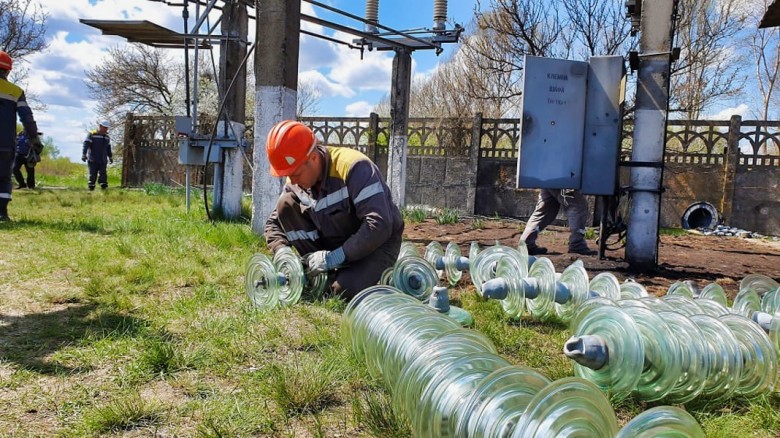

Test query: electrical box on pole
[517,56,588,190]
[517,55,625,196]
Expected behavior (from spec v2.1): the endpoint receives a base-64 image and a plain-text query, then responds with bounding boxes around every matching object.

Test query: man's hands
[26,149,41,167]
[81,155,87,162]
[306,250,329,276]
[30,135,44,154]
[305,247,346,276]
[109,157,114,164]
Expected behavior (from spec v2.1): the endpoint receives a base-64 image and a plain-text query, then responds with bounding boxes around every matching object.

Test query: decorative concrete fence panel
[122,114,780,235]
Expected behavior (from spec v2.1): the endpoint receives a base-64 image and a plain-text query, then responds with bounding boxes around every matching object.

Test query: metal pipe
[183,0,192,212]
[183,0,191,118]
[192,0,200,129]
[189,0,219,33]
[625,0,677,270]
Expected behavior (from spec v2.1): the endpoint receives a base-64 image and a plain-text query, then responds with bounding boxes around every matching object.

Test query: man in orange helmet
[0,50,42,221]
[263,120,404,300]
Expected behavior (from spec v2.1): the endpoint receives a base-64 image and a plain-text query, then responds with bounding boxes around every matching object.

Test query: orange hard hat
[0,51,12,71]
[266,120,317,177]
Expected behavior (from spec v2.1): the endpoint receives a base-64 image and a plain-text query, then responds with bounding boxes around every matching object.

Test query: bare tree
[0,0,47,59]
[0,0,48,107]
[753,29,780,120]
[426,0,634,113]
[745,0,780,120]
[85,44,184,120]
[561,0,633,58]
[297,78,321,117]
[671,0,748,119]
[461,1,572,103]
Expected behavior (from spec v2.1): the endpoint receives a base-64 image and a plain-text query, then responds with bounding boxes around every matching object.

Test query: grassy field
[0,166,779,436]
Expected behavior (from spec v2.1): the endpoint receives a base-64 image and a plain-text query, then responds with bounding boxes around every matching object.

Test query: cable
[201,29,255,222]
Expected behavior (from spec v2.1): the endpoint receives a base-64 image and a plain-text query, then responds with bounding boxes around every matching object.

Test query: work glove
[30,135,44,154]
[81,155,87,162]
[26,149,41,167]
[305,247,346,276]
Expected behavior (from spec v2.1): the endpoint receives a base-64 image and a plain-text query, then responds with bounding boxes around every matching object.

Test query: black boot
[0,198,10,221]
[27,166,35,189]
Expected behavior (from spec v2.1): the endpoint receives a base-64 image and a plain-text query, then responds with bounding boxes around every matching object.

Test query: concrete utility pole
[252,0,301,234]
[626,0,677,270]
[215,0,248,219]
[387,48,412,207]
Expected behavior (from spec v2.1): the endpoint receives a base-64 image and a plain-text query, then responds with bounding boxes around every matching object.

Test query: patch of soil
[402,218,780,298]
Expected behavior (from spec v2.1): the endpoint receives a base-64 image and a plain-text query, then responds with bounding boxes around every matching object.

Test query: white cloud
[706,103,750,120]
[20,0,470,159]
[299,33,342,71]
[299,70,355,98]
[23,0,188,161]
[38,0,181,30]
[325,31,399,91]
[345,100,375,117]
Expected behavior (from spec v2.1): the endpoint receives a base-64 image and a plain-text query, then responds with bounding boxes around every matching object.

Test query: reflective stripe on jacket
[82,131,113,164]
[265,145,404,262]
[0,78,37,152]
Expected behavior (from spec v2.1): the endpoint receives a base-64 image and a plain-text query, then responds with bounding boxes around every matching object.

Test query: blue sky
[19,0,480,162]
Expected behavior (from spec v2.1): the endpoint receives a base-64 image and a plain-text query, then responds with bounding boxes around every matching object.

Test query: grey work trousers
[274,191,401,300]
[520,188,590,251]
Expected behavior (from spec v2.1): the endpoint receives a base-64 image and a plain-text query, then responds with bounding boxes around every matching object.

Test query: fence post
[720,114,741,224]
[121,112,134,187]
[368,112,379,164]
[466,112,483,215]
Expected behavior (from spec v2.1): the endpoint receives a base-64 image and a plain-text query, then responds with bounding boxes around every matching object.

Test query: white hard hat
[99,120,111,128]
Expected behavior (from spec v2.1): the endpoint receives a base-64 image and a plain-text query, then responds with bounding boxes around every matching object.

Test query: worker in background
[13,130,42,189]
[82,120,113,190]
[263,120,404,300]
[0,50,42,221]
[520,188,597,256]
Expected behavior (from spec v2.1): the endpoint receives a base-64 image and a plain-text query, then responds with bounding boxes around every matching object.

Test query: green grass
[81,392,166,433]
[660,227,690,236]
[434,208,460,225]
[0,182,777,436]
[33,156,122,189]
[401,206,427,223]
[352,388,411,437]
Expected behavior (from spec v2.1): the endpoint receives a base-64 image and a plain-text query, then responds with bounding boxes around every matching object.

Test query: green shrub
[402,206,427,223]
[435,208,460,225]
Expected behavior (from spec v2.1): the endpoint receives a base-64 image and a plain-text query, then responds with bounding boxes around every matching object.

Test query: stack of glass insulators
[474,241,621,323]
[566,283,779,403]
[379,241,474,326]
[343,285,706,437]
[424,241,474,286]
[244,246,327,309]
[383,241,476,288]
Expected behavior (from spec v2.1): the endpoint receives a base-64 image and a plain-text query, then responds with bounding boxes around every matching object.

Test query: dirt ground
[403,217,780,299]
